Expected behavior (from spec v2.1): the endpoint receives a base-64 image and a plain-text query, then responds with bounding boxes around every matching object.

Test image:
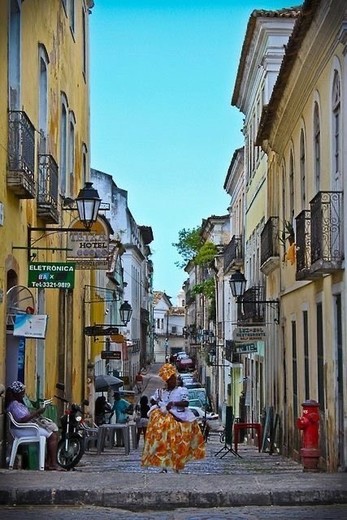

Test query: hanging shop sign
[101,351,121,360]
[233,326,267,342]
[235,342,258,354]
[67,217,110,270]
[13,314,48,339]
[28,262,75,289]
[84,325,120,336]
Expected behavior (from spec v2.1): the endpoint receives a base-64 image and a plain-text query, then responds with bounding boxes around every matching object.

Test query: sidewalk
[0,366,346,510]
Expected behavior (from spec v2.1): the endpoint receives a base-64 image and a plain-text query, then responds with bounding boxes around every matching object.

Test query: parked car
[178,375,194,385]
[189,398,205,408]
[188,406,219,421]
[184,382,202,389]
[188,388,212,411]
[176,355,195,372]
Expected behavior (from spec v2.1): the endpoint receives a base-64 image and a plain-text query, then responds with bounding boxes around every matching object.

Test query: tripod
[214,406,242,459]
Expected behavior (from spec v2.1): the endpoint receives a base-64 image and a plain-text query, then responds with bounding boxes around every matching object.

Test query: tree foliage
[173,227,218,301]
[172,227,203,268]
[192,278,215,299]
[194,241,218,266]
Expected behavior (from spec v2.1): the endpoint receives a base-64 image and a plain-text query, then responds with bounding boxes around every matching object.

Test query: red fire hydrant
[296,400,321,471]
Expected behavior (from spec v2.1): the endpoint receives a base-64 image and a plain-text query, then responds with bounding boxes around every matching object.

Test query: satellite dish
[6,285,35,327]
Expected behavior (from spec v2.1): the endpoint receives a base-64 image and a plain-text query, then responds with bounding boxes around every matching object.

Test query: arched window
[313,102,321,192]
[332,70,341,189]
[68,111,76,195]
[299,130,306,209]
[60,93,69,195]
[289,151,295,221]
[82,143,88,186]
[9,0,21,110]
[281,163,286,228]
[38,45,49,153]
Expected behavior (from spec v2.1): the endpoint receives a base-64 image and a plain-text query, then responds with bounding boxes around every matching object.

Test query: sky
[89,0,297,302]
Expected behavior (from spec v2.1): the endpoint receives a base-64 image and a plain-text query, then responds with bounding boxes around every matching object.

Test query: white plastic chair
[7,412,46,470]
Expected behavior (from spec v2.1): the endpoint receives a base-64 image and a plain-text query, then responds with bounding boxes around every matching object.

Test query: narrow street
[1,364,346,517]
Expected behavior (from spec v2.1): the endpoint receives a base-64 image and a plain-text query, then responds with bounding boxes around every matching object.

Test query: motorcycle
[54,383,89,470]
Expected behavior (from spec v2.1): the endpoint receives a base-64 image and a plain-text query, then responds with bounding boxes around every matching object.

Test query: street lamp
[23,181,103,261]
[229,270,247,300]
[75,181,101,230]
[119,300,133,325]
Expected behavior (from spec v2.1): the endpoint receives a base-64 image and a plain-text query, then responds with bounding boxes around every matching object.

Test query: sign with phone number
[28,262,75,289]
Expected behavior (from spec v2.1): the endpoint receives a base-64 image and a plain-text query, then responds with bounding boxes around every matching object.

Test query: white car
[188,406,218,421]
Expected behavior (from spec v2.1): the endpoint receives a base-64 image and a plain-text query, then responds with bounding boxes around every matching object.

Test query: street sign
[235,342,258,354]
[84,325,120,336]
[233,326,267,342]
[101,351,121,360]
[28,262,75,289]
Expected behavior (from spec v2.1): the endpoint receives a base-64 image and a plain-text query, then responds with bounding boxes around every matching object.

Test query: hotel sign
[67,217,110,270]
[28,262,75,289]
[233,326,267,342]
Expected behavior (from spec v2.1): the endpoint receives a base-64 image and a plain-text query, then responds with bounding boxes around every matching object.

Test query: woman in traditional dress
[141,363,205,473]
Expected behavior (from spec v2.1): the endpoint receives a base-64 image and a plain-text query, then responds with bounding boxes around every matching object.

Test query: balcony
[225,340,241,364]
[224,235,243,272]
[238,285,265,324]
[295,192,344,279]
[7,111,36,198]
[310,191,343,274]
[37,154,59,223]
[260,217,280,275]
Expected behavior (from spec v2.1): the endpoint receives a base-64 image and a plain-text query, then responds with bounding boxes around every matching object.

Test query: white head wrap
[10,381,25,394]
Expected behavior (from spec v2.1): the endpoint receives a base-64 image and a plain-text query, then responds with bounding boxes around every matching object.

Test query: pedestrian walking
[141,363,205,473]
[135,371,143,394]
[134,395,150,445]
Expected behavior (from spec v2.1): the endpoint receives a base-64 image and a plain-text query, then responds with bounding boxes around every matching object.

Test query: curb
[1,488,347,510]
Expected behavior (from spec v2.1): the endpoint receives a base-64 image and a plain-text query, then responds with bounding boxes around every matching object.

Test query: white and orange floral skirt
[141,408,206,471]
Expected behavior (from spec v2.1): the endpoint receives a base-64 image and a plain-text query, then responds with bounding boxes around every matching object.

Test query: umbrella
[95,374,123,392]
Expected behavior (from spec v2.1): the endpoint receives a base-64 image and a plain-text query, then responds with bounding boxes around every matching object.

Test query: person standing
[112,391,131,447]
[135,395,150,445]
[141,363,205,473]
[135,371,143,394]
[112,392,131,424]
[94,396,112,426]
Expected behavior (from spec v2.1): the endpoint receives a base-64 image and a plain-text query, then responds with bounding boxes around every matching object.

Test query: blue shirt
[112,398,130,424]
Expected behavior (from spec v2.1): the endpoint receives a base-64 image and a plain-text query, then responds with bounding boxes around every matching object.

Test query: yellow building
[0,0,96,461]
[257,0,346,471]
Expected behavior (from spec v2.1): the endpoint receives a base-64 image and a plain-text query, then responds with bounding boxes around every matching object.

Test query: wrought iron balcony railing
[295,191,343,279]
[37,154,59,223]
[7,110,36,198]
[224,235,243,272]
[295,210,314,280]
[238,285,265,324]
[310,191,343,273]
[260,217,280,274]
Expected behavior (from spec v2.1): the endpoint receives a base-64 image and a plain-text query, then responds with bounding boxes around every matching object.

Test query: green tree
[172,227,203,268]
[194,241,218,266]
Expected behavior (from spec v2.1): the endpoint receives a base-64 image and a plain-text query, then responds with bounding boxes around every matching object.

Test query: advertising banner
[233,326,267,342]
[13,314,48,339]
